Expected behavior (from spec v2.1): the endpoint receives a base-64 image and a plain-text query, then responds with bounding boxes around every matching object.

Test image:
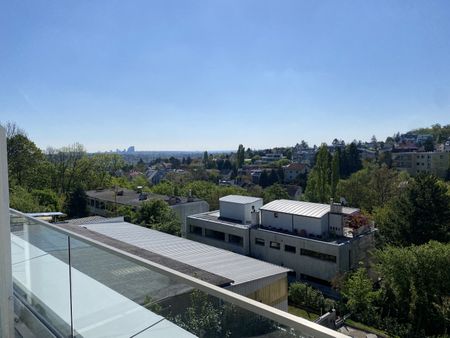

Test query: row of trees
[304,143,362,203]
[4,123,127,216]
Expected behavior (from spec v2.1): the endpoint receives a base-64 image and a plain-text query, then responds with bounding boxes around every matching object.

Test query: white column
[0,126,14,337]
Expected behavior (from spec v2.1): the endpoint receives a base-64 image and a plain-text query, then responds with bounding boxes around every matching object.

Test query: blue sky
[1,1,450,152]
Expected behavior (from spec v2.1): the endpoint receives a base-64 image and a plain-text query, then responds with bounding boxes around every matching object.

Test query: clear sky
[1,1,450,152]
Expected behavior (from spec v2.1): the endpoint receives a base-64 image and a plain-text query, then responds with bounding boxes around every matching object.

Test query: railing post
[0,126,14,337]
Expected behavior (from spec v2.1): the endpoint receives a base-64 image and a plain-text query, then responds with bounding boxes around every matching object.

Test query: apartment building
[86,188,209,226]
[186,196,375,286]
[392,151,450,178]
[283,163,308,183]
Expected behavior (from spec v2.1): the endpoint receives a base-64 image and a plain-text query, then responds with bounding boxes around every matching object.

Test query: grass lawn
[345,319,390,338]
[288,305,320,321]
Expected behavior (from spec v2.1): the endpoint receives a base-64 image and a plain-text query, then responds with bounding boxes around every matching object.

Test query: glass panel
[69,237,308,338]
[10,212,72,337]
[69,237,193,338]
[9,212,325,338]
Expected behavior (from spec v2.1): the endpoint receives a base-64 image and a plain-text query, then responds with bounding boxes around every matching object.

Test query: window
[270,241,280,250]
[285,244,296,253]
[255,238,265,246]
[205,229,225,241]
[190,225,202,235]
[300,248,336,263]
[274,212,278,218]
[229,234,243,247]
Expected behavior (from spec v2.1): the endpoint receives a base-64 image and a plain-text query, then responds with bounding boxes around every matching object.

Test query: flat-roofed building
[67,218,290,310]
[86,188,209,226]
[186,196,376,286]
[392,151,450,178]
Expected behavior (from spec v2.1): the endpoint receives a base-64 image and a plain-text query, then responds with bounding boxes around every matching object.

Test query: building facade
[186,197,376,286]
[392,151,450,178]
[86,188,209,226]
[283,163,308,183]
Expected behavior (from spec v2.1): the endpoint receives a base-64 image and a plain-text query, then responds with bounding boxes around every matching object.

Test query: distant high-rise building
[127,146,135,153]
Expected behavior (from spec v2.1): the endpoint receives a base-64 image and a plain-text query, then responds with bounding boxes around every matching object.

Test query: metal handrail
[10,208,349,338]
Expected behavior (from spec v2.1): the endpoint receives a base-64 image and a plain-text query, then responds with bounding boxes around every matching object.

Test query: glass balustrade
[10,210,346,338]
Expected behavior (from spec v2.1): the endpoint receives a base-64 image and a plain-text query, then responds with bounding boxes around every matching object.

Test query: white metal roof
[219,195,262,204]
[260,200,359,218]
[81,222,289,285]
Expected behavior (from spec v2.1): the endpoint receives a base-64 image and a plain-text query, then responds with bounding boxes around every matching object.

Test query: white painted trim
[0,126,14,337]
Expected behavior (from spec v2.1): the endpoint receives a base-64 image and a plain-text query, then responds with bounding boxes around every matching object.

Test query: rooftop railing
[10,209,348,338]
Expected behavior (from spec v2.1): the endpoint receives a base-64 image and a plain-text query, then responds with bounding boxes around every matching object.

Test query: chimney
[330,199,343,214]
[187,189,194,202]
[251,210,260,226]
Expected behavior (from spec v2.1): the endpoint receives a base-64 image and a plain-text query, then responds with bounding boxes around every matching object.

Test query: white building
[186,196,376,286]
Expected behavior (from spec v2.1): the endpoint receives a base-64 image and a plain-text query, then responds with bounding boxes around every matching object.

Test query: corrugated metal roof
[81,222,289,285]
[219,195,262,204]
[260,200,358,218]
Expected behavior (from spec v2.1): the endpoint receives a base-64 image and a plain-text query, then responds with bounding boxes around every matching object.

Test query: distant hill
[407,123,450,142]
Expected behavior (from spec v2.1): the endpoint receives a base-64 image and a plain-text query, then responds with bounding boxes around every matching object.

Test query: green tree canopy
[263,184,289,203]
[7,134,51,189]
[65,187,89,218]
[376,241,450,336]
[376,173,450,246]
[134,199,181,236]
[304,144,331,203]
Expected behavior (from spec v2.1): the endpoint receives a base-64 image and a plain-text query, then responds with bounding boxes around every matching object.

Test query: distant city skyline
[1,1,450,152]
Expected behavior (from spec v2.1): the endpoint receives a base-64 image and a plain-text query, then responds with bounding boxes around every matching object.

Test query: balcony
[7,209,348,338]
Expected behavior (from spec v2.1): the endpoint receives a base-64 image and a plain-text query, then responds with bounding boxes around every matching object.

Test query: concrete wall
[187,209,376,284]
[292,215,324,237]
[220,199,263,224]
[0,126,14,337]
[261,210,293,232]
[171,200,209,227]
[186,216,251,255]
[220,201,246,223]
[329,214,343,236]
[250,229,347,282]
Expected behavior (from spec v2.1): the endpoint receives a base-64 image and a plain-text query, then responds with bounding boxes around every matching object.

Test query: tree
[259,170,270,188]
[330,151,340,199]
[236,144,245,168]
[289,282,334,313]
[376,242,450,336]
[0,121,26,141]
[31,189,61,211]
[47,143,89,194]
[263,184,289,203]
[336,164,405,212]
[9,186,41,212]
[134,199,181,236]
[423,138,434,152]
[203,151,209,168]
[172,290,228,338]
[340,267,381,325]
[66,187,88,218]
[304,144,331,203]
[7,134,50,189]
[376,173,450,246]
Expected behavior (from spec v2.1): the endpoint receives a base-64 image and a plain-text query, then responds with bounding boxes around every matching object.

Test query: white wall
[220,201,246,223]
[292,215,323,236]
[220,199,263,224]
[261,210,293,231]
[0,126,14,337]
